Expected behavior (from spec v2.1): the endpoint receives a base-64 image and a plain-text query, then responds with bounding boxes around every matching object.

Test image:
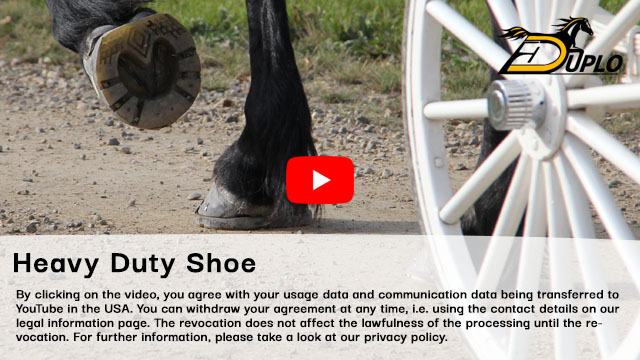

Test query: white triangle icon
[313,170,331,191]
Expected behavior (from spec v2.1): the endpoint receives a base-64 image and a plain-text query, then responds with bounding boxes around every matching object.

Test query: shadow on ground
[303,219,421,234]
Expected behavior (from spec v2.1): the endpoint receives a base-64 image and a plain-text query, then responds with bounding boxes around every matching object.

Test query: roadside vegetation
[0,0,636,130]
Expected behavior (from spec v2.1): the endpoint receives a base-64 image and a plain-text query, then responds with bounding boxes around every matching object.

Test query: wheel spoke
[542,162,577,359]
[567,83,640,112]
[562,135,640,289]
[567,0,640,87]
[572,0,600,48]
[543,162,571,238]
[572,0,599,19]
[562,134,635,240]
[523,160,547,237]
[423,99,488,120]
[426,1,513,74]
[566,113,640,185]
[439,133,521,225]
[515,0,534,29]
[552,152,596,238]
[556,153,621,357]
[592,6,640,54]
[548,235,578,359]
[486,0,521,52]
[509,162,546,358]
[549,0,565,33]
[493,155,531,237]
[474,155,531,292]
[534,0,550,32]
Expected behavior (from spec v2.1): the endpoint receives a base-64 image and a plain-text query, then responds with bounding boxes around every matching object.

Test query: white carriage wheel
[403,0,640,358]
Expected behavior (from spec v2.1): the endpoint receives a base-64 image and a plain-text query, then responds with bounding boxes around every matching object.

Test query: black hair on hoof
[45,0,155,53]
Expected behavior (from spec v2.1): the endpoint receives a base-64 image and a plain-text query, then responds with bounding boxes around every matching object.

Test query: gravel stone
[188,192,202,200]
[609,179,622,188]
[107,138,120,146]
[365,141,377,152]
[26,222,38,233]
[356,116,370,125]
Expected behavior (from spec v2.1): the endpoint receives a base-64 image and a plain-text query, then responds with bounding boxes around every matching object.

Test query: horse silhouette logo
[499,17,622,74]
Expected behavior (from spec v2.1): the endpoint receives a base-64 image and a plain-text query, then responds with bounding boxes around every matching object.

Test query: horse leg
[196,0,317,229]
[45,0,200,129]
[461,8,522,236]
[45,0,154,53]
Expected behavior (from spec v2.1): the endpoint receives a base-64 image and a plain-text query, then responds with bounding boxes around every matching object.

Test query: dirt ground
[1,60,638,237]
[0,60,420,235]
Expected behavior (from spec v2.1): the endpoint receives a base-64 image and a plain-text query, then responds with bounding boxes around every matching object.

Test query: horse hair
[45,0,154,53]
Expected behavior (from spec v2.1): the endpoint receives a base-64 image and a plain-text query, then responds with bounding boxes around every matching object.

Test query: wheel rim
[403,0,640,358]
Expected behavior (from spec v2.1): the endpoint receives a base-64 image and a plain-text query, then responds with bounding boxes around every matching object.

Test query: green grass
[152,0,404,57]
[151,0,405,93]
[0,0,77,64]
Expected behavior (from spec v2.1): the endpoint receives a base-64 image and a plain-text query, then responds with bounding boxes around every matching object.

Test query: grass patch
[321,89,356,104]
[370,61,402,93]
[0,0,76,64]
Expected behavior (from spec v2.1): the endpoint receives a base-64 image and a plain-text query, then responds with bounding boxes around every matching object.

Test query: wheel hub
[487,78,567,160]
[488,80,546,131]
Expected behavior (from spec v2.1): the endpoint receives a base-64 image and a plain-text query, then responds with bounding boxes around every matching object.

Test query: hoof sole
[93,14,201,129]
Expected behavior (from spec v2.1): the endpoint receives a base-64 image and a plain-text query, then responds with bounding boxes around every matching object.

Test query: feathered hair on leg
[45,0,155,53]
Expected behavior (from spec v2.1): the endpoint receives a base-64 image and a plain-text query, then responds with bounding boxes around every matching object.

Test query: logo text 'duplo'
[499,17,624,75]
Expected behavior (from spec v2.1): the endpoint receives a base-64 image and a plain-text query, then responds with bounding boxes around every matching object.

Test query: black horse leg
[461,8,522,236]
[196,0,317,228]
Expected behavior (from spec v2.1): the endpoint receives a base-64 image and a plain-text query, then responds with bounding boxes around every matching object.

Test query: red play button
[286,156,354,204]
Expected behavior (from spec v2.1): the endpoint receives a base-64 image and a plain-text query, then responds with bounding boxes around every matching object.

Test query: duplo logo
[499,17,624,74]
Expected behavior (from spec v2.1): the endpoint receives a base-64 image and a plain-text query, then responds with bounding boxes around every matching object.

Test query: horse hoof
[83,14,201,129]
[194,180,313,230]
[195,180,272,230]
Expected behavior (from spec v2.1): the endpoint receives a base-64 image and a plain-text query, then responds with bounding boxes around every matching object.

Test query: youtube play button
[313,170,331,190]
[286,156,354,204]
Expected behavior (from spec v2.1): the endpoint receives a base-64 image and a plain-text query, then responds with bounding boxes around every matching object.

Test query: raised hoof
[85,14,201,129]
[194,181,312,230]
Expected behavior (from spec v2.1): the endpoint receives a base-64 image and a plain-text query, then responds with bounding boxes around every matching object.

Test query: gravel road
[0,60,419,235]
[1,59,638,237]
